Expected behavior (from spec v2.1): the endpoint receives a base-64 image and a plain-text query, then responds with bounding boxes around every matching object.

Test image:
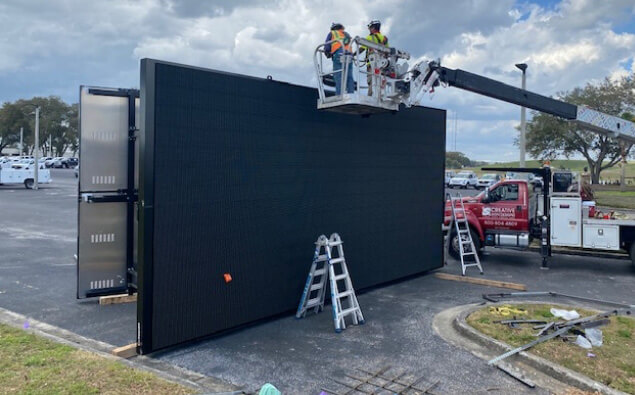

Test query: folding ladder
[447,194,483,276]
[296,233,365,332]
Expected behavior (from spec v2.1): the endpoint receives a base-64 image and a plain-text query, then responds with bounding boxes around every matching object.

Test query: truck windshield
[457,172,471,177]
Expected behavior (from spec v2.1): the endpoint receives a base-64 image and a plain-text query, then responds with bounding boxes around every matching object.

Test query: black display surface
[138,59,446,354]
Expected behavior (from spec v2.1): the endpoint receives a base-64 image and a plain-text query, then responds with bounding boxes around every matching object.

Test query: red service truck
[444,168,635,268]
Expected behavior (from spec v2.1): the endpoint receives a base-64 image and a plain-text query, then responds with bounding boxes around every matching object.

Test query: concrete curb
[0,307,241,394]
[451,302,627,395]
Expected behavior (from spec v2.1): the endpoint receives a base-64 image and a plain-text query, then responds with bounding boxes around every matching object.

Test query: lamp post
[515,63,527,167]
[34,106,40,189]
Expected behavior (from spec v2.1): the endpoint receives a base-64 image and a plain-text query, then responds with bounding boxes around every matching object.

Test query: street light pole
[34,106,40,190]
[516,63,528,167]
[20,127,23,155]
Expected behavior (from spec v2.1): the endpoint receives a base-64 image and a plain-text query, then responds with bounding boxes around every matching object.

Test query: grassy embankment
[0,323,191,394]
[467,304,635,394]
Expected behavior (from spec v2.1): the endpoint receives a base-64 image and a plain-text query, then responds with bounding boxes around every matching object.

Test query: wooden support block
[434,272,527,291]
[99,293,137,305]
[111,343,137,359]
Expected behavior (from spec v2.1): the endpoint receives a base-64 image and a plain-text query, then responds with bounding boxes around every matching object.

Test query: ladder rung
[463,263,481,267]
[306,298,321,307]
[459,230,469,234]
[336,290,354,299]
[316,255,328,262]
[310,284,323,291]
[329,240,344,246]
[461,251,477,256]
[333,274,348,281]
[330,257,345,264]
[340,307,359,317]
[313,269,326,276]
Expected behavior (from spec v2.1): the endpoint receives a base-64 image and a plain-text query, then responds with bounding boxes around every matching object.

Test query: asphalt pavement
[0,169,136,346]
[0,172,633,394]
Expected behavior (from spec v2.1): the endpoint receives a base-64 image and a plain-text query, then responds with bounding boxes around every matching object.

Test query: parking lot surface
[1,172,633,393]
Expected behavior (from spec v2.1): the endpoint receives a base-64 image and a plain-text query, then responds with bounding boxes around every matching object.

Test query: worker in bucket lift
[361,19,388,96]
[324,22,355,95]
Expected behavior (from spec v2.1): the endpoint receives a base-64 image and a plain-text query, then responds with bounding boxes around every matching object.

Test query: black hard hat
[367,20,381,30]
[331,22,344,30]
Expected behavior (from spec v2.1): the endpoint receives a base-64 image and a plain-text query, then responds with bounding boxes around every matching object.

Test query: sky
[1,0,634,161]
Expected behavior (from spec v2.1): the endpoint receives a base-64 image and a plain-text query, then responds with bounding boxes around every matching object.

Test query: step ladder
[296,233,365,332]
[446,193,483,276]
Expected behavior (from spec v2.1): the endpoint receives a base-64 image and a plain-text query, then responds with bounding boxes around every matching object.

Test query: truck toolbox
[583,221,620,251]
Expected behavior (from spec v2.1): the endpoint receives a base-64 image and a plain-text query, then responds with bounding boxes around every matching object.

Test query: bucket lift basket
[314,36,412,115]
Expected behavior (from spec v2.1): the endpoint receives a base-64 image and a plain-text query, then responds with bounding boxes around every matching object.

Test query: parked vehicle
[44,157,57,168]
[11,159,46,170]
[0,157,13,168]
[63,157,78,168]
[0,166,51,188]
[476,173,500,189]
[50,157,66,168]
[448,171,478,189]
[444,170,456,186]
[444,169,635,267]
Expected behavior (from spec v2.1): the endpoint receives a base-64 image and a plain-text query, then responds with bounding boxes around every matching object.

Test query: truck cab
[445,179,538,258]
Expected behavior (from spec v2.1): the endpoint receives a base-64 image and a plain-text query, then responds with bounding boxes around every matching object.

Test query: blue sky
[1,0,633,161]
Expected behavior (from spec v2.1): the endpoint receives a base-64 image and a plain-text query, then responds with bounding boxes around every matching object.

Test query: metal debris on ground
[481,291,635,310]
[321,366,439,395]
[488,309,624,365]
[495,364,536,388]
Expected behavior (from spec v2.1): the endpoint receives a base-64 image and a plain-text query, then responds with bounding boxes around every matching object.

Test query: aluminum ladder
[296,233,365,332]
[447,194,483,276]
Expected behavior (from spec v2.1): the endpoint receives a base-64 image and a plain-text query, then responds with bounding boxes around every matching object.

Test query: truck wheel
[449,228,481,260]
[24,179,34,189]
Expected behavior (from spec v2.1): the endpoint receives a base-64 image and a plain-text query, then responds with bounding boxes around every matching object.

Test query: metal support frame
[86,88,139,295]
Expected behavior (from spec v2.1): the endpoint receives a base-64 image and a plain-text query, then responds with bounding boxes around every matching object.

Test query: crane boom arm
[431,65,635,143]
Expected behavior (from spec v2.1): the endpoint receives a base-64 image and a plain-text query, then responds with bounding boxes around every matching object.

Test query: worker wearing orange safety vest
[324,23,355,95]
[361,20,389,96]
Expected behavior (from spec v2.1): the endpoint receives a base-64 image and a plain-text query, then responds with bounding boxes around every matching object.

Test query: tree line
[0,96,78,157]
[445,151,487,169]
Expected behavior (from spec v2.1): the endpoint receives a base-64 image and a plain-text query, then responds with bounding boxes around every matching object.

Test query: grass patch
[0,323,191,394]
[594,190,635,209]
[467,304,635,394]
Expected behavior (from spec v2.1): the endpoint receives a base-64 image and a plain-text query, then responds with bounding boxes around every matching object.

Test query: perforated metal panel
[79,88,129,191]
[77,86,139,298]
[138,59,446,353]
[78,201,128,295]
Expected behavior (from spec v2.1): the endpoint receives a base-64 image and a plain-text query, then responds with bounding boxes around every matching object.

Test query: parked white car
[12,159,45,170]
[449,171,478,189]
[476,173,501,189]
[49,157,66,168]
[444,170,456,186]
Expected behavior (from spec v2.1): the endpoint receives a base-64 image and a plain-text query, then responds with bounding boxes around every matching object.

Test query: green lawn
[467,304,635,394]
[594,190,635,209]
[0,324,191,394]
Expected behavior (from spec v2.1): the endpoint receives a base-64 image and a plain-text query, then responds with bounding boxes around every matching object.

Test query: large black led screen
[138,59,446,354]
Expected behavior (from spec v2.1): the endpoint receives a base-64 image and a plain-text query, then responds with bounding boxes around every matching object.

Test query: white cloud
[0,0,633,160]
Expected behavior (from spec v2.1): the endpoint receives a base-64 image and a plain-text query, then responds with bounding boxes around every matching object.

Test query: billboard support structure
[77,87,139,298]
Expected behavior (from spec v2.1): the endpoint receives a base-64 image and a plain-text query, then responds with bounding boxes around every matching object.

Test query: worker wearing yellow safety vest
[362,20,388,96]
[324,23,355,95]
